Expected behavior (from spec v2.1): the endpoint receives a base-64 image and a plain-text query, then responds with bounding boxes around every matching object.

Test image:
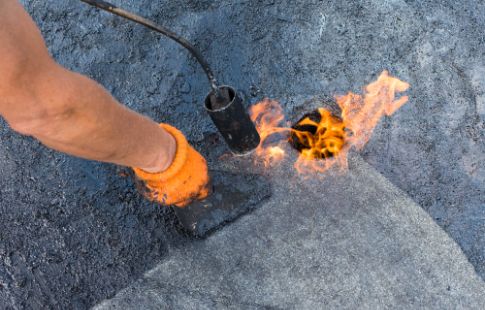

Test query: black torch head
[204,86,261,155]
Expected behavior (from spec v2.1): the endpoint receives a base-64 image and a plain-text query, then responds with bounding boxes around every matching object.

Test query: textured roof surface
[96,155,485,309]
[0,0,483,308]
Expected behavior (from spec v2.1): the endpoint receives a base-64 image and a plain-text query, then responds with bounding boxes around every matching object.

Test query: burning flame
[249,99,288,167]
[249,70,410,174]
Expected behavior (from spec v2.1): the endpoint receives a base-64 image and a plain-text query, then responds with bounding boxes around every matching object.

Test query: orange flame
[249,70,410,175]
[249,98,289,167]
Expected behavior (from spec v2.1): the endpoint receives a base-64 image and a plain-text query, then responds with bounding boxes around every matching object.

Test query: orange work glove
[132,124,210,207]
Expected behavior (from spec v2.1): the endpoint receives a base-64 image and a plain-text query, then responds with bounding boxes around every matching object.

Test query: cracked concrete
[0,0,484,308]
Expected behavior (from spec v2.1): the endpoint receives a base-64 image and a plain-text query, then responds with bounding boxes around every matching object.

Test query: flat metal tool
[173,170,272,237]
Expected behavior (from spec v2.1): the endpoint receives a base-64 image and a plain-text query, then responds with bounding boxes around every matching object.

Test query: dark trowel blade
[172,170,272,237]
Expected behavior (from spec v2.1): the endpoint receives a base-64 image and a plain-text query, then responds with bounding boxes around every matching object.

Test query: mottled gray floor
[95,154,485,309]
[0,0,483,309]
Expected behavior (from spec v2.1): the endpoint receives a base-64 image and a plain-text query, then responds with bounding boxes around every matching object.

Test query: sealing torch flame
[249,70,410,175]
[249,98,289,167]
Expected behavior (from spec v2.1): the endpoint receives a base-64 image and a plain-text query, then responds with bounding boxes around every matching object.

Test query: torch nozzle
[209,87,232,110]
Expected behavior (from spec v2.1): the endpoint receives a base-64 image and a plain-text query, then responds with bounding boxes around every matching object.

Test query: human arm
[0,0,175,172]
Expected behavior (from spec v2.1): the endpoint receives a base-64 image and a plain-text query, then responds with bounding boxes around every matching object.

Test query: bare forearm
[30,66,176,171]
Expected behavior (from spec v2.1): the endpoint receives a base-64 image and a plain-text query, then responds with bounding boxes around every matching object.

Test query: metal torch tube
[205,86,261,155]
[81,0,261,154]
[79,0,221,96]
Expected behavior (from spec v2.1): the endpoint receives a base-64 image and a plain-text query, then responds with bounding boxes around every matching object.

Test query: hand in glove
[133,124,210,207]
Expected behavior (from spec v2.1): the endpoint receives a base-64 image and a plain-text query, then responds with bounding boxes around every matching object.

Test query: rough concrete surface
[0,0,483,309]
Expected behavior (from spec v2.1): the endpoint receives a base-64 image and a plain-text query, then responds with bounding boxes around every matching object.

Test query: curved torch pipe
[79,0,221,96]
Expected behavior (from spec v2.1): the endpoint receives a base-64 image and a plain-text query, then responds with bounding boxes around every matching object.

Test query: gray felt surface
[95,155,485,309]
